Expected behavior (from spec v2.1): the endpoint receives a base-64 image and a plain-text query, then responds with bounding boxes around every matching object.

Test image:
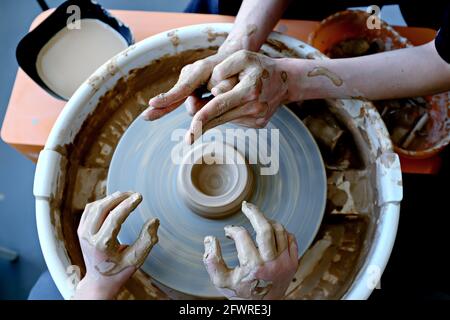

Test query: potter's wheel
[107,105,326,298]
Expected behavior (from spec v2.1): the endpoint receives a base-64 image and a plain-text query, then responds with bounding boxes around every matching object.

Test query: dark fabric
[185,0,446,29]
[399,2,449,30]
[435,7,450,63]
[185,1,450,63]
[28,270,63,300]
[185,0,219,14]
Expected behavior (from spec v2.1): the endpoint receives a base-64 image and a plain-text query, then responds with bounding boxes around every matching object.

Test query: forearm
[284,41,450,101]
[222,0,290,53]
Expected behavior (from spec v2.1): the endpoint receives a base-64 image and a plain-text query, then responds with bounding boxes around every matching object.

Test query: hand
[203,201,298,300]
[186,50,291,144]
[142,42,242,122]
[73,191,159,300]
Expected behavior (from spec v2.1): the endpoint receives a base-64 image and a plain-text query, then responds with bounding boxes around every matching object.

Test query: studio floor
[0,0,448,300]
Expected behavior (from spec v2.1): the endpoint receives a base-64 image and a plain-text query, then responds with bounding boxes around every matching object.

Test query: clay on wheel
[107,104,327,298]
[177,141,253,218]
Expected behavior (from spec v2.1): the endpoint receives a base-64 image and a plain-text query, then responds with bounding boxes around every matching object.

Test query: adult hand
[203,201,298,300]
[142,42,241,123]
[73,191,159,300]
[181,50,291,144]
[200,50,291,132]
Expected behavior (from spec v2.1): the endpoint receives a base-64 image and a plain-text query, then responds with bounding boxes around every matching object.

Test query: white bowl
[33,23,402,300]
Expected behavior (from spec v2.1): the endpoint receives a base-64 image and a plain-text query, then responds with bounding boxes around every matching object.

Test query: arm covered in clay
[283,40,450,101]
[73,191,159,300]
[170,40,450,142]
[203,202,298,300]
[142,0,290,123]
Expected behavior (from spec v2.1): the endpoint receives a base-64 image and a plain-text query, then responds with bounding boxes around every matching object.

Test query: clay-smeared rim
[38,23,400,300]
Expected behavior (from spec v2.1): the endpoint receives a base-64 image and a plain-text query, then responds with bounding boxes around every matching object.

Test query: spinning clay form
[177,141,253,218]
[107,103,327,297]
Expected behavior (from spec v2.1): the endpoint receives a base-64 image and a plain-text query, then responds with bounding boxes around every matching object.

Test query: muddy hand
[142,46,239,122]
[182,50,290,144]
[74,191,159,299]
[203,201,298,300]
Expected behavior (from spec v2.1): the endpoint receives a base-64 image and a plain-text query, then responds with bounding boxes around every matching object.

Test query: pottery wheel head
[107,104,327,298]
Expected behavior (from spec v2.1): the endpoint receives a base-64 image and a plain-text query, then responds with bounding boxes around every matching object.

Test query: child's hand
[203,201,298,300]
[73,191,159,300]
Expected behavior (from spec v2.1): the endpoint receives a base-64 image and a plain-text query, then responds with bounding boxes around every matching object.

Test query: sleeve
[435,7,450,63]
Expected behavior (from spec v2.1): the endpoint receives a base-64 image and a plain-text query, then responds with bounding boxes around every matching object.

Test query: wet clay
[205,28,229,43]
[375,96,449,153]
[246,24,257,36]
[178,142,254,219]
[307,67,343,87]
[280,71,288,83]
[303,115,344,151]
[265,38,300,58]
[167,31,180,47]
[287,215,368,299]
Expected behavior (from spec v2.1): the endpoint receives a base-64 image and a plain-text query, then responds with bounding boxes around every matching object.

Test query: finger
[241,201,276,261]
[141,98,186,121]
[86,192,133,236]
[210,77,238,96]
[202,101,269,133]
[185,95,207,116]
[121,218,160,269]
[232,116,268,128]
[203,236,230,286]
[231,117,259,128]
[224,225,260,267]
[287,233,299,263]
[148,61,212,109]
[79,203,92,234]
[270,222,288,254]
[184,82,250,144]
[255,98,280,126]
[79,191,121,231]
[195,81,250,122]
[147,86,190,110]
[210,50,252,86]
[95,192,143,246]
